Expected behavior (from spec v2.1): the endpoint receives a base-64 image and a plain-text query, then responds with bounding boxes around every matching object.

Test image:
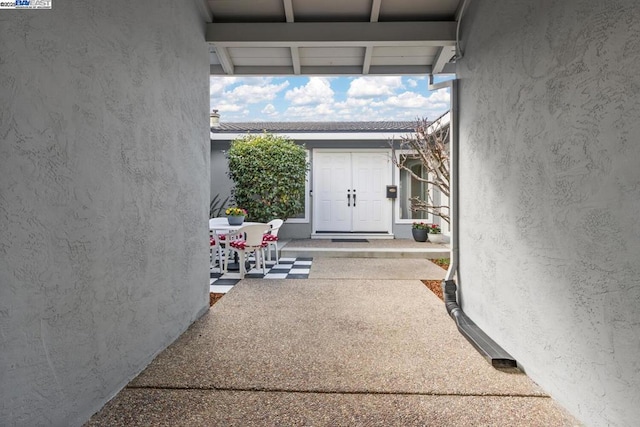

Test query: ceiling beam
[213,46,235,75]
[291,47,301,74]
[206,22,456,47]
[432,46,456,74]
[370,0,381,22]
[362,46,373,74]
[283,0,294,22]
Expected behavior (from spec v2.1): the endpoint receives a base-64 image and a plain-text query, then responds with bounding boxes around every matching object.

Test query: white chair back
[237,223,270,246]
[266,219,284,236]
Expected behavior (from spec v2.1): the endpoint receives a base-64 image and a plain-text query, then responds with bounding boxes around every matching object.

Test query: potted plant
[411,221,429,242]
[428,223,444,243]
[225,207,247,225]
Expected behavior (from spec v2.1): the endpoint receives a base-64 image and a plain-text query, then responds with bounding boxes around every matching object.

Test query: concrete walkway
[86,257,579,426]
[281,237,451,259]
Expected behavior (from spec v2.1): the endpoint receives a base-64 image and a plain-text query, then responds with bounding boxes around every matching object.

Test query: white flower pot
[429,233,444,244]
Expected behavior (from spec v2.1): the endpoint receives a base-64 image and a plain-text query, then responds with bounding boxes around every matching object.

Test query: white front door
[314,151,391,233]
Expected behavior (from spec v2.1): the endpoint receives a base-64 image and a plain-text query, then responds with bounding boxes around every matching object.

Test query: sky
[210,75,452,122]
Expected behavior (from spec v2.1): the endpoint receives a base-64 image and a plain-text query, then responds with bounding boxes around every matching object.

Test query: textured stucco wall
[0,2,209,425]
[457,1,640,426]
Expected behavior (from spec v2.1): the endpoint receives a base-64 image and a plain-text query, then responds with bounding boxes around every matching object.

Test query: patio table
[209,218,264,271]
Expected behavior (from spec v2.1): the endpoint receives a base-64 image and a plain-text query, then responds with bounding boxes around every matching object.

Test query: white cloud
[382,89,449,109]
[224,80,290,105]
[284,77,334,106]
[426,88,450,105]
[209,76,239,98]
[384,91,431,109]
[347,76,403,98]
[261,104,277,116]
[210,75,449,122]
[334,97,373,109]
[216,102,244,113]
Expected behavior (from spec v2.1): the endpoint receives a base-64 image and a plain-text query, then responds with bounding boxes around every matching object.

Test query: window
[396,153,431,222]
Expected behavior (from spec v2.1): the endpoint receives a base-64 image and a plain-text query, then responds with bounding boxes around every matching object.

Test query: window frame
[394,150,434,225]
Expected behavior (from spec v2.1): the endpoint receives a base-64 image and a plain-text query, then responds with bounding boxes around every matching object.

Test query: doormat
[331,239,369,243]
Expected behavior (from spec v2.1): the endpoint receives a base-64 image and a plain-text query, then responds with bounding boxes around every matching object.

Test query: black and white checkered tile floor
[210,257,313,294]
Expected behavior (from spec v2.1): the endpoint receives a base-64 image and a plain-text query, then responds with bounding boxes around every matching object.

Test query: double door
[314,151,390,233]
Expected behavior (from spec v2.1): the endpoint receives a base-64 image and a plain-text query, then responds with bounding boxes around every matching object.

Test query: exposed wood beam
[291,47,301,74]
[362,46,373,74]
[283,0,294,22]
[214,46,234,75]
[370,0,381,22]
[432,46,456,74]
[206,22,456,47]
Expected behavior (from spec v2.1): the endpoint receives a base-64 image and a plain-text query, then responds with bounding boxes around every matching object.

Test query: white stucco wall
[0,2,209,425]
[457,1,640,426]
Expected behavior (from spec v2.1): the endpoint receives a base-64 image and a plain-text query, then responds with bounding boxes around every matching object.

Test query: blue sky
[210,75,451,122]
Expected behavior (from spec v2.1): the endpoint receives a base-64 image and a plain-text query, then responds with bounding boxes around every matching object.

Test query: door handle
[353,190,356,207]
[347,190,351,207]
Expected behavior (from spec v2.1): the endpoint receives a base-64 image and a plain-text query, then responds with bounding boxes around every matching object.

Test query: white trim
[432,46,456,75]
[211,131,413,141]
[311,233,393,240]
[214,46,235,75]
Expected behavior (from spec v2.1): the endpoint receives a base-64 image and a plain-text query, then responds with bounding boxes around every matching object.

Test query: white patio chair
[263,219,284,264]
[224,223,270,279]
[209,230,225,273]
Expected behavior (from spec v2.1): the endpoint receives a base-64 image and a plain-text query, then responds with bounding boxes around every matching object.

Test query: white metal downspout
[428,77,459,282]
[429,77,516,368]
[445,78,459,282]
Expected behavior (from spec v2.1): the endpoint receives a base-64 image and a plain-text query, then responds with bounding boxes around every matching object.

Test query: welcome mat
[331,238,369,243]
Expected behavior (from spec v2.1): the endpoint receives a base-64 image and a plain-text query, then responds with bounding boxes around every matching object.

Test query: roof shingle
[210,121,416,133]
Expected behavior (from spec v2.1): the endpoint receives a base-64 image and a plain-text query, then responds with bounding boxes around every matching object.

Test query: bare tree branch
[390,116,450,224]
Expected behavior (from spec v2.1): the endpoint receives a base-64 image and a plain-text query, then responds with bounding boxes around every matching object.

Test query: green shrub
[227,133,308,223]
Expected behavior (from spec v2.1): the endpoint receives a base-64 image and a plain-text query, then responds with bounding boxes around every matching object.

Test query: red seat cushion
[229,240,247,250]
[262,234,278,242]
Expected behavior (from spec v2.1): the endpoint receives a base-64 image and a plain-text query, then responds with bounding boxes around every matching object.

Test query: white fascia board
[426,111,451,134]
[432,46,456,74]
[210,131,414,141]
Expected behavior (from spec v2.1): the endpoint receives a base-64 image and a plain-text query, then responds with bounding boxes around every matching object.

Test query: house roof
[205,0,462,76]
[210,121,416,133]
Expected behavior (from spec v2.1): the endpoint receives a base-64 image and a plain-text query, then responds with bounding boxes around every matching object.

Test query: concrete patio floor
[86,256,580,426]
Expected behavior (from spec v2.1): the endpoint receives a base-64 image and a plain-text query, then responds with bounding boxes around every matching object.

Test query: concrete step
[280,242,450,259]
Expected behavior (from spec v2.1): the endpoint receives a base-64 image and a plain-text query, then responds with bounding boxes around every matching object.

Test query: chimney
[210,109,220,128]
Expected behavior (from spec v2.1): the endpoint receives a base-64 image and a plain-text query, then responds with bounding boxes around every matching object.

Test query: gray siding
[0,2,209,425]
[457,1,640,426]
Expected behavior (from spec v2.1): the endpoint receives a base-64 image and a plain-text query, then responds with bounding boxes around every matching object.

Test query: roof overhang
[210,131,412,141]
[205,0,462,76]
